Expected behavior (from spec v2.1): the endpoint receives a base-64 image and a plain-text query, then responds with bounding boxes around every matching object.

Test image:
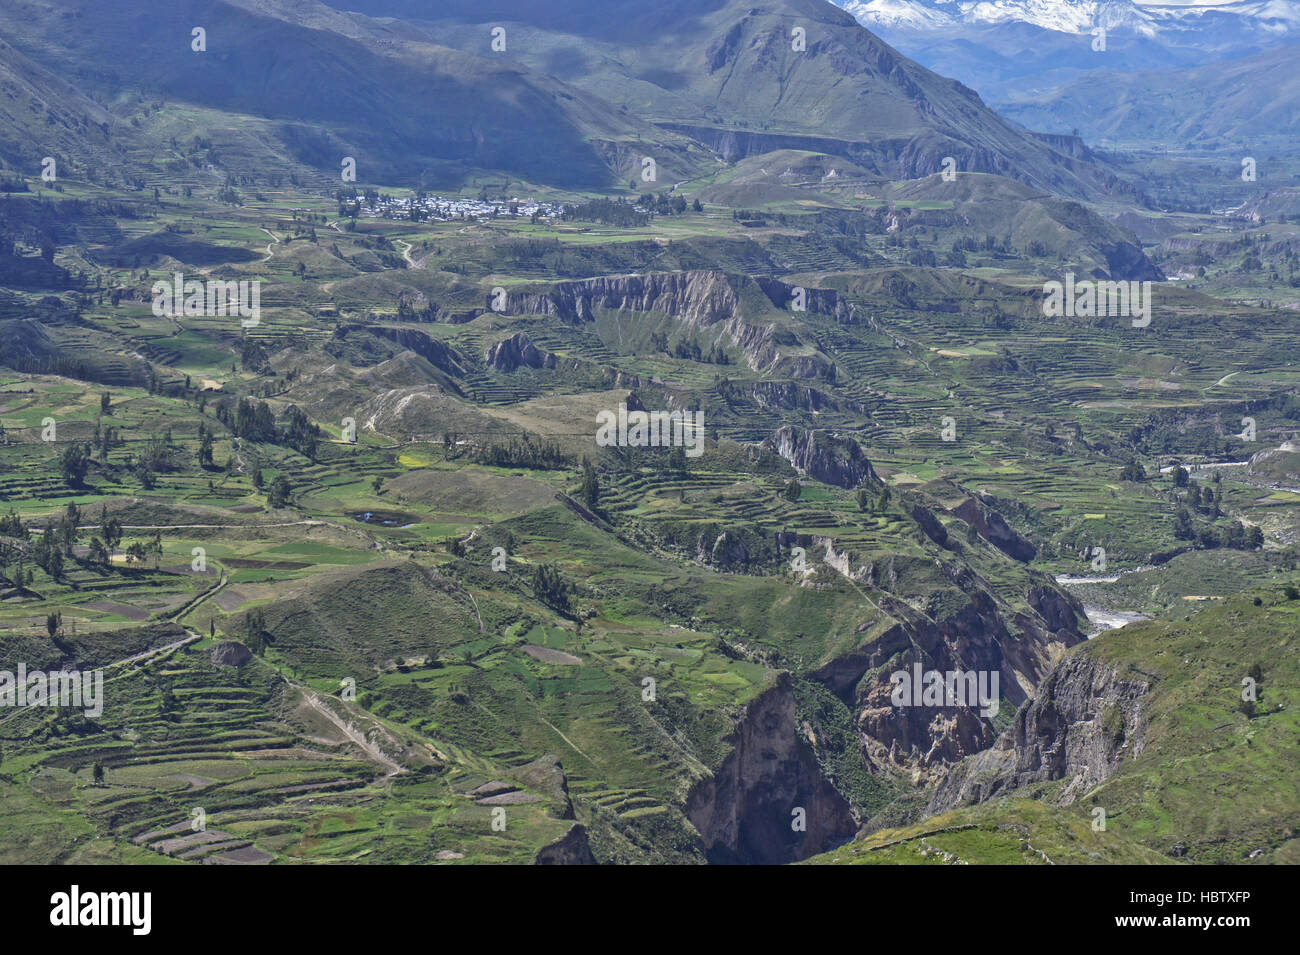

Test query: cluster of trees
[561,198,650,227]
[633,192,699,216]
[214,395,276,442]
[1173,508,1264,550]
[257,471,293,508]
[1169,466,1264,548]
[210,397,318,460]
[60,443,93,487]
[531,562,572,613]
[1119,459,1147,482]
[856,485,891,513]
[470,436,568,470]
[580,458,600,509]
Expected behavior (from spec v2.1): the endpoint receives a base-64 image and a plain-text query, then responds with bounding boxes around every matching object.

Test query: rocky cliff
[928,650,1151,814]
[496,270,845,380]
[762,426,875,489]
[686,674,858,864]
[484,332,557,372]
[811,577,1085,776]
[951,494,1036,563]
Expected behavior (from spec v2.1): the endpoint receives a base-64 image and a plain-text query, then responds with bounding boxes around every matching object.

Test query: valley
[0,0,1295,872]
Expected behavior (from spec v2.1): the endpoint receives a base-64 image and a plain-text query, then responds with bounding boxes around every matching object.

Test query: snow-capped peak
[838,0,1300,36]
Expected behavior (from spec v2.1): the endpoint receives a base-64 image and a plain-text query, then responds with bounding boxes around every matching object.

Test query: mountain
[996,41,1300,146]
[323,0,1138,199]
[836,0,1300,100]
[0,0,710,190]
[0,35,120,175]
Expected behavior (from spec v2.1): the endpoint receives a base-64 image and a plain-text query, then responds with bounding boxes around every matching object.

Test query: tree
[91,762,104,785]
[666,446,687,478]
[60,502,80,556]
[102,511,122,554]
[782,479,802,502]
[1173,508,1195,541]
[100,392,111,415]
[267,475,292,508]
[580,457,600,509]
[244,607,268,655]
[531,562,572,613]
[1120,459,1146,482]
[855,488,870,512]
[45,611,62,640]
[60,443,91,487]
[34,526,62,578]
[1225,520,1246,550]
[1172,465,1189,488]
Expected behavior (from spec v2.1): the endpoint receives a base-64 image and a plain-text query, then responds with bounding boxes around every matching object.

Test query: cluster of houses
[360,193,564,222]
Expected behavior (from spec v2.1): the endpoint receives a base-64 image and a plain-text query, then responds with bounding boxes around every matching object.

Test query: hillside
[329,0,1138,199]
[997,41,1300,148]
[0,0,710,189]
[0,0,1297,877]
[929,590,1300,863]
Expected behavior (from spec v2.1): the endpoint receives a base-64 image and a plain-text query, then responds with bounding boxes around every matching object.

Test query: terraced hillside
[1,0,1298,870]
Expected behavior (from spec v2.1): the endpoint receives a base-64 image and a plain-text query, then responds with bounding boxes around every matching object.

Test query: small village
[357,192,566,222]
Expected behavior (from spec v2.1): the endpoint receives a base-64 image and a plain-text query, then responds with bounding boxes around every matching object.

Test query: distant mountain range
[841,0,1300,36]
[995,40,1300,146]
[327,0,1134,197]
[0,0,1138,199]
[835,0,1300,101]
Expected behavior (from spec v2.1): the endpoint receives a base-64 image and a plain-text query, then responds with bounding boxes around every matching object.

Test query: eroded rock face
[484,332,557,372]
[928,652,1150,813]
[497,270,846,379]
[762,426,874,489]
[811,585,1083,774]
[951,495,1036,562]
[687,674,857,864]
[749,381,850,414]
[910,503,952,550]
[210,641,252,667]
[534,823,597,865]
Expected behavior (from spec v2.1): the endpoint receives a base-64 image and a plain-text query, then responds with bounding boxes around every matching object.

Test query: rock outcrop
[910,503,952,550]
[211,641,252,667]
[484,332,557,372]
[762,426,874,489]
[495,270,845,379]
[687,674,857,864]
[534,823,597,865]
[951,494,1036,562]
[928,651,1151,813]
[811,584,1084,773]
